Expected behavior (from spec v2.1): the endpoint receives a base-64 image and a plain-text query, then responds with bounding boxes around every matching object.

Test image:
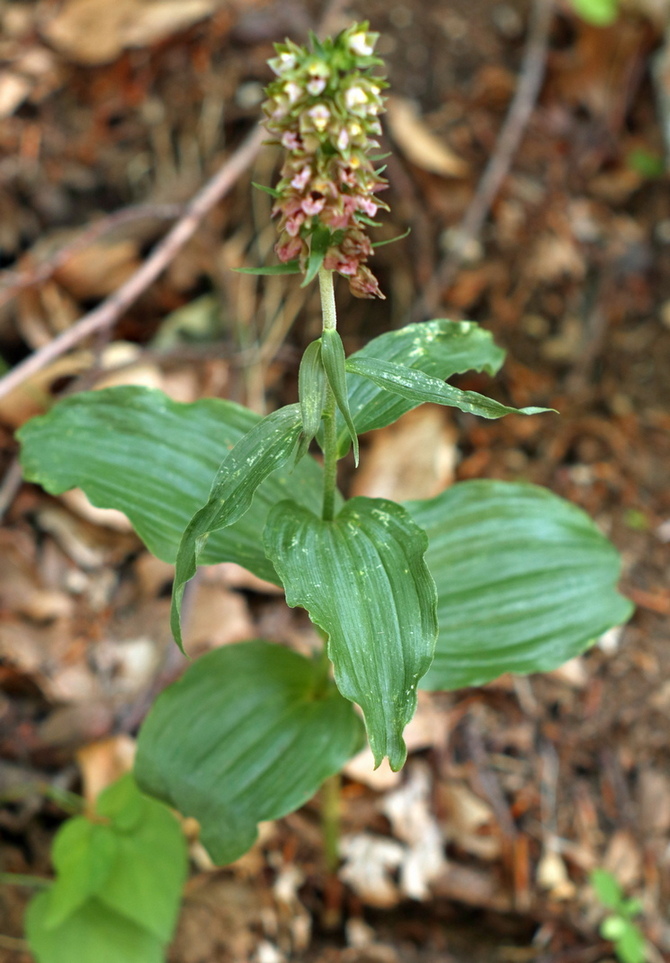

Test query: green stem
[318,266,337,331]
[318,268,339,521]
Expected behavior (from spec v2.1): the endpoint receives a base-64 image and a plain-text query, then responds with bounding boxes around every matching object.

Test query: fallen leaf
[40,0,224,65]
[386,97,469,178]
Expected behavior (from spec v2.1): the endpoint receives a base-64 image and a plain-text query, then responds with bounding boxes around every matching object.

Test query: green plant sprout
[591,868,649,963]
[13,23,633,962]
[12,774,186,963]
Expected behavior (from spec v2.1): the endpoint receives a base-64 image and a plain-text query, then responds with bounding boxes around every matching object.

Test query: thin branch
[0,124,266,403]
[411,0,554,321]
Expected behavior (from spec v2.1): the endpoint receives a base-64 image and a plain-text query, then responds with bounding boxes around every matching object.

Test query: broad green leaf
[405,481,633,691]
[264,498,438,770]
[298,338,326,455]
[135,641,364,865]
[321,328,359,465]
[45,820,117,929]
[18,387,330,584]
[234,261,301,275]
[339,319,506,451]
[171,404,302,650]
[346,357,553,419]
[26,893,163,963]
[96,778,186,942]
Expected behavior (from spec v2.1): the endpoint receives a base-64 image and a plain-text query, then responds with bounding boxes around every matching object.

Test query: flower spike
[262,22,389,299]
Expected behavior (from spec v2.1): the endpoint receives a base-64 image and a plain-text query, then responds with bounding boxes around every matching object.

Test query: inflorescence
[262,23,389,298]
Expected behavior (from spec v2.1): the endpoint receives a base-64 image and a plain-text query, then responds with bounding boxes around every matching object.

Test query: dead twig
[410,0,555,321]
[0,124,266,404]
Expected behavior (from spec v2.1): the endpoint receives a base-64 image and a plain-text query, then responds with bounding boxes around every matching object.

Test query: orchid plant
[15,24,632,963]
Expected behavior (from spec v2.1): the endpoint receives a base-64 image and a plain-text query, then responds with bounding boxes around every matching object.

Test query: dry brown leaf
[0,70,31,117]
[53,240,140,300]
[351,406,457,502]
[440,780,502,861]
[76,735,136,804]
[39,0,224,65]
[0,351,93,428]
[339,834,405,908]
[385,97,469,178]
[381,761,446,900]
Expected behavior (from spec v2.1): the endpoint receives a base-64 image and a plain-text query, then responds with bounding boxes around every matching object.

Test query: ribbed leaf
[339,318,506,450]
[298,338,326,455]
[321,328,359,464]
[134,641,364,865]
[26,894,163,963]
[405,481,633,690]
[18,387,330,584]
[346,357,553,419]
[264,498,438,770]
[171,404,303,650]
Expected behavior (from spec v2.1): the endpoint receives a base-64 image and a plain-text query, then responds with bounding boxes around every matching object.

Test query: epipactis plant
[17,23,632,882]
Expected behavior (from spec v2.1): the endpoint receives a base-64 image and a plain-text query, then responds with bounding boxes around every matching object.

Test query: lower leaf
[405,481,633,690]
[134,641,364,865]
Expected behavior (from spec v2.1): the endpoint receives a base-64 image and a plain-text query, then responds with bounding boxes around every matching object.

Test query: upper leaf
[346,356,553,419]
[297,338,326,460]
[171,404,303,650]
[338,318,506,451]
[134,641,364,865]
[18,387,331,583]
[321,328,360,464]
[405,481,634,690]
[263,498,438,770]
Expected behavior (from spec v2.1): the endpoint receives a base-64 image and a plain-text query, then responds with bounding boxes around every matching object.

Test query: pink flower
[301,194,326,216]
[291,166,312,190]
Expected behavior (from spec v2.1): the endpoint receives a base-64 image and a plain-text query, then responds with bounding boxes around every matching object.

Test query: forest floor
[1,0,670,960]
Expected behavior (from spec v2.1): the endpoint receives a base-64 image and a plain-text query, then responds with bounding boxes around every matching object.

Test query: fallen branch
[0,124,265,403]
[410,0,554,321]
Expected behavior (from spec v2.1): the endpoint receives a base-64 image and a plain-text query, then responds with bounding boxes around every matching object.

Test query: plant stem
[318,268,339,521]
[318,266,337,331]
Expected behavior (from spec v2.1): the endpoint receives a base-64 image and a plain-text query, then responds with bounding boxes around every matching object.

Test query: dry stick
[0,124,266,403]
[410,0,555,322]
